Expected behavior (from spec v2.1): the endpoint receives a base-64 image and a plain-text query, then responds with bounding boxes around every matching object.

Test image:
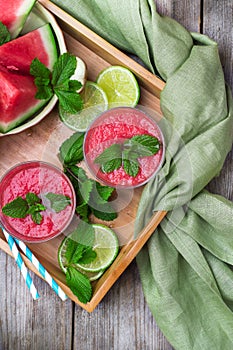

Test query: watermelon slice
[0,24,58,72]
[0,24,58,133]
[0,0,36,39]
[0,68,46,133]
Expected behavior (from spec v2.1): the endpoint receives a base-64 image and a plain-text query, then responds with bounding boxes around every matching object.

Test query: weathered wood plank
[156,0,201,32]
[204,0,233,199]
[203,0,233,92]
[0,251,73,350]
[73,261,173,350]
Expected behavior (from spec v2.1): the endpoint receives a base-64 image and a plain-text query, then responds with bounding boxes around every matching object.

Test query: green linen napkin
[52,0,233,348]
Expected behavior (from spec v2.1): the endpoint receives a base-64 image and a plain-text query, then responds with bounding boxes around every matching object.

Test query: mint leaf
[91,203,117,221]
[76,203,90,222]
[66,240,84,265]
[34,79,53,100]
[0,22,10,45]
[30,58,51,80]
[123,141,152,158]
[26,193,41,206]
[123,158,139,177]
[2,197,28,218]
[45,193,71,213]
[59,132,84,166]
[69,221,95,247]
[130,134,160,155]
[101,158,122,173]
[78,247,97,264]
[51,53,83,113]
[64,238,81,265]
[30,58,53,100]
[69,80,82,91]
[31,212,43,225]
[66,267,92,303]
[96,182,115,201]
[64,223,96,265]
[68,165,88,182]
[55,89,83,113]
[51,53,77,87]
[94,143,122,165]
[79,179,94,203]
[94,144,122,173]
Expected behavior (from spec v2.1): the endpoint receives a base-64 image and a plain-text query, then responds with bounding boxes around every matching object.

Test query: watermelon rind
[7,0,37,39]
[0,99,46,134]
[38,24,58,70]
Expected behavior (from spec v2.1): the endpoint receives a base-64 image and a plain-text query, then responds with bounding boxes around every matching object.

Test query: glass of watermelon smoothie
[83,107,165,188]
[0,161,76,242]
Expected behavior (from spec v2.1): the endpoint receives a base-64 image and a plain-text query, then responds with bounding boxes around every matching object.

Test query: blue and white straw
[14,238,67,301]
[2,228,40,300]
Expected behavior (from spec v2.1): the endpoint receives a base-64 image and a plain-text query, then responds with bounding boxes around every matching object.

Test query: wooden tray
[0,0,166,312]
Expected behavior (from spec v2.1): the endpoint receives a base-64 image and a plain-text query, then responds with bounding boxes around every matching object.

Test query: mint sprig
[94,134,160,177]
[2,192,71,225]
[63,222,97,303]
[59,132,117,222]
[2,192,46,224]
[0,21,10,46]
[30,53,83,113]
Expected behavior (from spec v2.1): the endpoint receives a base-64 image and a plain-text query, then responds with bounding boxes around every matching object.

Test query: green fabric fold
[52,0,233,348]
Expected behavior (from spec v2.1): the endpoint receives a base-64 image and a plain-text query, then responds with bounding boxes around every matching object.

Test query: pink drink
[84,107,165,188]
[0,161,76,242]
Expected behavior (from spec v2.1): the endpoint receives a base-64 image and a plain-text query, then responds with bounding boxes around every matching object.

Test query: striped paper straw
[14,238,67,301]
[2,228,40,300]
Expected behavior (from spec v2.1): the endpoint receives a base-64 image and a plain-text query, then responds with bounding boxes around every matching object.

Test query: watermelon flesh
[0,24,58,133]
[0,0,36,39]
[0,24,58,72]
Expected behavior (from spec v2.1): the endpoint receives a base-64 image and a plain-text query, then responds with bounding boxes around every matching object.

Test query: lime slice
[59,81,108,132]
[76,224,119,272]
[58,235,105,281]
[96,65,140,108]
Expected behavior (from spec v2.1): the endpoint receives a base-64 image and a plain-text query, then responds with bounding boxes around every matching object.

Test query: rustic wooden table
[0,1,232,349]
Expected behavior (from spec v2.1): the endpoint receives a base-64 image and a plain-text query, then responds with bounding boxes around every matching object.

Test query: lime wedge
[96,65,140,108]
[58,223,119,276]
[59,81,108,132]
